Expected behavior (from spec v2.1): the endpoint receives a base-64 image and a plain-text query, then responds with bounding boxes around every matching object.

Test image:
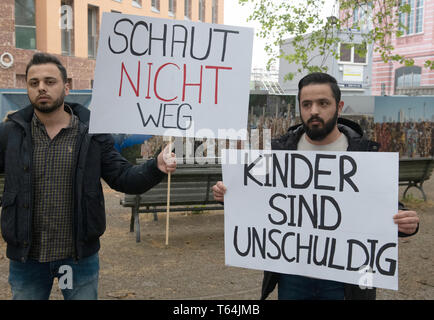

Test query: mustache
[307,116,324,125]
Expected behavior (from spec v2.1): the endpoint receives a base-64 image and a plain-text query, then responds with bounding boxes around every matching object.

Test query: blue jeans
[278,274,345,300]
[8,253,99,300]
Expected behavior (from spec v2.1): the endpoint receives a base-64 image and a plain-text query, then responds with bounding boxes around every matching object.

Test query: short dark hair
[25,52,68,83]
[297,72,341,105]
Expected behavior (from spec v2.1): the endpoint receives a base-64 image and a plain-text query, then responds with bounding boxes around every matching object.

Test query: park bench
[120,159,223,242]
[399,157,434,201]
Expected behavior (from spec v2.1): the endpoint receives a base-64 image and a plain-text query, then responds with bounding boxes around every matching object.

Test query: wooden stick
[165,139,172,246]
[165,170,171,246]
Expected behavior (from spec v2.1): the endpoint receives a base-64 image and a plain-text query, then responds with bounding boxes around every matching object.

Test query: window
[168,0,175,14]
[61,0,74,56]
[353,43,367,63]
[151,0,160,11]
[184,0,191,19]
[352,7,359,26]
[415,0,423,33]
[351,3,373,31]
[407,0,414,33]
[340,44,352,62]
[399,1,406,32]
[399,0,424,35]
[88,5,99,58]
[199,0,205,21]
[132,0,142,8]
[339,42,367,64]
[395,66,421,88]
[15,0,36,49]
[212,0,218,23]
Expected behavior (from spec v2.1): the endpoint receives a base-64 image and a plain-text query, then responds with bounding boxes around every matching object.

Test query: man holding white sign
[0,53,176,300]
[212,73,419,300]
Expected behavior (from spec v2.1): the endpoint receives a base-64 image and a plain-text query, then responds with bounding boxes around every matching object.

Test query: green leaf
[244,0,431,79]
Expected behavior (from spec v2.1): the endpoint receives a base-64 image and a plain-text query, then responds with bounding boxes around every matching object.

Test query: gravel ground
[0,175,433,300]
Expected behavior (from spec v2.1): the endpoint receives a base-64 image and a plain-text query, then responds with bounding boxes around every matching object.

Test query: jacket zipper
[72,125,90,261]
[26,128,33,262]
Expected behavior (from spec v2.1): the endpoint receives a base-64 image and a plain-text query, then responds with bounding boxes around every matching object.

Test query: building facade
[369,0,434,96]
[278,30,373,97]
[278,1,434,97]
[0,0,224,90]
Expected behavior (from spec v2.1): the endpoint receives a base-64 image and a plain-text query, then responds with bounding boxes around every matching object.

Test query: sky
[223,0,338,70]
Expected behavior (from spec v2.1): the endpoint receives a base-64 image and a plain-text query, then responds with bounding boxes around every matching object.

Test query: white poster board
[89,13,253,139]
[222,149,399,290]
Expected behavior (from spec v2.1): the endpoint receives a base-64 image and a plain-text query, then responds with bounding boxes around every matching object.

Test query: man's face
[26,63,69,114]
[299,83,343,141]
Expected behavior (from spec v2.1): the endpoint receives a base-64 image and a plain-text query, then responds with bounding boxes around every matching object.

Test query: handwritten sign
[89,13,253,139]
[222,149,399,290]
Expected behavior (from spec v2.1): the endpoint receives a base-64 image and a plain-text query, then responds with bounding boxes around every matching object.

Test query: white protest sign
[89,13,253,139]
[222,149,399,290]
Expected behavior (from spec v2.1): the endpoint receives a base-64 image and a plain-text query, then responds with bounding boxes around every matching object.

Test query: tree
[240,0,434,80]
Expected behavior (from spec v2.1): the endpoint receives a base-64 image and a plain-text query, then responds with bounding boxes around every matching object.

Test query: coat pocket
[83,191,106,242]
[0,191,18,246]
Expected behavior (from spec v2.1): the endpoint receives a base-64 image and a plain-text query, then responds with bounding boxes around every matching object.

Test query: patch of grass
[401,193,434,210]
[401,192,425,203]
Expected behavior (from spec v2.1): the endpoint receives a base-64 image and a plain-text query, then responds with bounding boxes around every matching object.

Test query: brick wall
[0,0,95,90]
[0,0,15,88]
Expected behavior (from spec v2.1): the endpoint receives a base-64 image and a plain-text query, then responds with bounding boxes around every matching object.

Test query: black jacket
[0,103,165,262]
[261,117,417,300]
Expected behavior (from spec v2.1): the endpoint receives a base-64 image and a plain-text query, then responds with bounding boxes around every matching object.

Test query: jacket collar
[8,102,89,129]
[274,117,379,152]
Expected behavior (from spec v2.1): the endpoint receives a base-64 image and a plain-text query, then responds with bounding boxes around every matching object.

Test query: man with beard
[0,52,176,300]
[212,72,419,300]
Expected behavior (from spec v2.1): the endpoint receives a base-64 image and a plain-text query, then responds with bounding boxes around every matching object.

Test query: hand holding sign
[211,181,226,202]
[157,144,177,174]
[393,210,419,235]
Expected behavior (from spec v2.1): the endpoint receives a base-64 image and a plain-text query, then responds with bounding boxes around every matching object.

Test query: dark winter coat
[0,103,165,262]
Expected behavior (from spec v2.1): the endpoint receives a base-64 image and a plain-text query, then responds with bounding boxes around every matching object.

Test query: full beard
[302,108,339,141]
[30,92,65,114]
